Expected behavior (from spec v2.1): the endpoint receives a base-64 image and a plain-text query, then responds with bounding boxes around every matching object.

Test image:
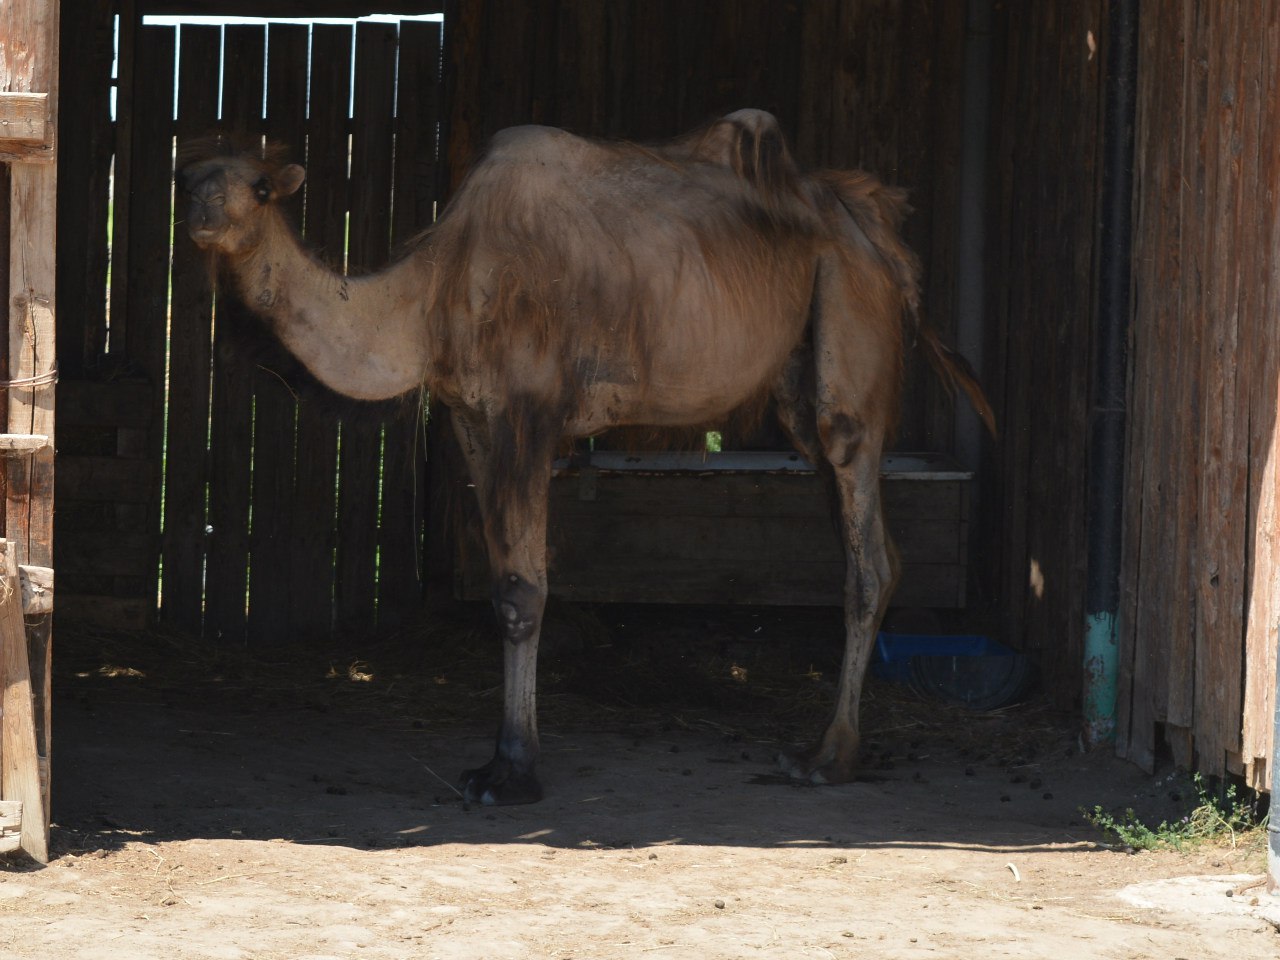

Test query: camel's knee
[493,572,545,644]
[817,409,867,468]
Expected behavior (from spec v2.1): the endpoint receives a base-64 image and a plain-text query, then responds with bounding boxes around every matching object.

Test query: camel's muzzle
[186,195,230,247]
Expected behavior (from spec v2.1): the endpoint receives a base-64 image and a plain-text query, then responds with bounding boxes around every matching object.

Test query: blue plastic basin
[873,632,1033,711]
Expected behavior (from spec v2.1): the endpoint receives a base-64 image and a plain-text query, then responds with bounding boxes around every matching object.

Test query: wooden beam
[0,3,57,165]
[0,93,48,144]
[0,541,46,863]
[137,1,442,15]
[1,0,57,867]
[3,0,58,566]
[5,162,57,567]
[0,434,48,457]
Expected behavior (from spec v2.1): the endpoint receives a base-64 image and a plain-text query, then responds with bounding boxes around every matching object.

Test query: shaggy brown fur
[178,109,994,806]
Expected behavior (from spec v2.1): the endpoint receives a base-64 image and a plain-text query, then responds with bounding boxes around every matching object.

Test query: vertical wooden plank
[982,0,1102,703]
[1241,2,1280,789]
[247,22,308,647]
[1230,1,1266,778]
[976,0,1019,646]
[0,541,46,863]
[628,0,674,141]
[442,0,485,192]
[390,21,441,245]
[6,173,57,567]
[2,0,58,837]
[286,23,349,639]
[120,23,176,623]
[555,0,608,134]
[54,1,114,375]
[205,25,266,645]
[1194,0,1248,774]
[1160,0,1201,737]
[529,0,560,125]
[3,0,58,568]
[795,0,837,166]
[378,21,441,629]
[1118,0,1185,768]
[0,163,8,536]
[480,0,537,132]
[1026,0,1098,693]
[161,25,221,633]
[333,22,397,635]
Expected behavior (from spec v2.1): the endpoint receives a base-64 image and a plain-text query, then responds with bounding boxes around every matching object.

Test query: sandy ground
[2,606,1277,959]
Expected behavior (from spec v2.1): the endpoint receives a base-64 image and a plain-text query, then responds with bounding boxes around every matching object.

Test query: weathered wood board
[1118,0,1280,789]
[2,0,58,866]
[457,454,971,609]
[0,541,47,863]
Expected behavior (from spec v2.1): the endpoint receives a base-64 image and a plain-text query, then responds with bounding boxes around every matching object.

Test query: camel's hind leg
[451,408,555,805]
[777,256,901,784]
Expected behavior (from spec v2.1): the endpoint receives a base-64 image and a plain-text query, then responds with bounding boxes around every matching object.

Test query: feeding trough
[873,633,1034,711]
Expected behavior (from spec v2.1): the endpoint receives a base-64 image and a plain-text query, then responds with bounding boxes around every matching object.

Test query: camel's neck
[229,218,433,401]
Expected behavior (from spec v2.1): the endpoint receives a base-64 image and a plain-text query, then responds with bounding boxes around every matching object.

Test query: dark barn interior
[22,0,1274,856]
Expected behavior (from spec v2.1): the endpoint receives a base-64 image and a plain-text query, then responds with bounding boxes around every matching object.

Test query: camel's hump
[484,124,590,161]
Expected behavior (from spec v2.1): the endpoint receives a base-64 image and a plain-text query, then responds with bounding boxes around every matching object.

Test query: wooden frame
[0,0,58,864]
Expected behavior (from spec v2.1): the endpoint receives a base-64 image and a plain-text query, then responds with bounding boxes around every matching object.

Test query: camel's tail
[915,324,998,439]
[818,169,997,440]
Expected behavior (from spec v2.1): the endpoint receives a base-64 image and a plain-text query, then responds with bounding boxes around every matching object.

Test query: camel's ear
[276,164,306,198]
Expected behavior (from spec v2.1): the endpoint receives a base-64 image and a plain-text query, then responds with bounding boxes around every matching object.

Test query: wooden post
[1,0,58,864]
[0,539,46,863]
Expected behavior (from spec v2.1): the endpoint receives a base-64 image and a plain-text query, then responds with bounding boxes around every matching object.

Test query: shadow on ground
[49,602,1189,861]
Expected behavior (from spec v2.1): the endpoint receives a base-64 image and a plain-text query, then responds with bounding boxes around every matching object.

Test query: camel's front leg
[452,412,553,805]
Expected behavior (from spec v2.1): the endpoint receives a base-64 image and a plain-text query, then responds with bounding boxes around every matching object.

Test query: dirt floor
[3,604,1278,959]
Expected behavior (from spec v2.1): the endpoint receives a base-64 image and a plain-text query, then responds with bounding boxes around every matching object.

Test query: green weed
[1081,773,1268,852]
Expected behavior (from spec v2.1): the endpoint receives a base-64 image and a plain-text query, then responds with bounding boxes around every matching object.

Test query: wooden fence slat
[553,0,608,136]
[1194,2,1249,773]
[54,3,114,375]
[246,22,309,647]
[796,0,837,167]
[335,22,397,633]
[377,20,441,629]
[115,25,176,624]
[1162,0,1197,747]
[284,23,349,638]
[206,24,267,644]
[161,25,221,633]
[1118,0,1179,767]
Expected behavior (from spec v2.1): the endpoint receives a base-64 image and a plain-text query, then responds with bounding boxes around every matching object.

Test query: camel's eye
[253,177,272,204]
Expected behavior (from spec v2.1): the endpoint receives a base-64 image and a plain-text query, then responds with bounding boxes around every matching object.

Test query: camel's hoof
[777,747,858,786]
[460,758,544,806]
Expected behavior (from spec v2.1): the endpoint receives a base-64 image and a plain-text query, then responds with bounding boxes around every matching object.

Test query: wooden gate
[0,0,58,863]
[110,15,443,644]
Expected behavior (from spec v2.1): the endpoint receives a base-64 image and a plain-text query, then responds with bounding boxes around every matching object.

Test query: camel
[178,109,995,805]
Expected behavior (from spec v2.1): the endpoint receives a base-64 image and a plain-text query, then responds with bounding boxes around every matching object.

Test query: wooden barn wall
[56,10,443,641]
[981,2,1104,705]
[1117,0,1280,789]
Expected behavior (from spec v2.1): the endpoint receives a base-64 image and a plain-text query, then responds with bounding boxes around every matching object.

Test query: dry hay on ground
[55,602,1078,775]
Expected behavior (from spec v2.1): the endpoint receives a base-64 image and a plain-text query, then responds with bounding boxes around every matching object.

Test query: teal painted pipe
[1082,0,1136,748]
[1083,612,1118,746]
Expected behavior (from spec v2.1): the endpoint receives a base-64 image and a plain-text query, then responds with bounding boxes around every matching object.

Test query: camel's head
[177,136,305,257]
